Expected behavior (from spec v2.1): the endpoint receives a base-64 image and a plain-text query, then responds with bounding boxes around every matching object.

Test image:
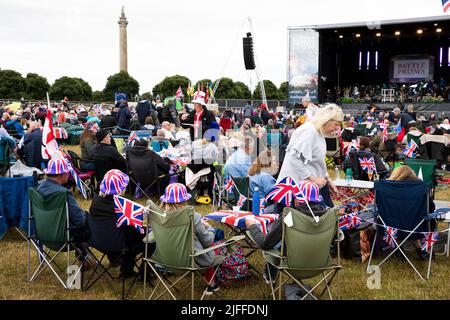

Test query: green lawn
[1,145,449,300]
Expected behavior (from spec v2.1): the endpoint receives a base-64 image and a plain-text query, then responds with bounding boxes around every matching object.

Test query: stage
[288,15,450,106]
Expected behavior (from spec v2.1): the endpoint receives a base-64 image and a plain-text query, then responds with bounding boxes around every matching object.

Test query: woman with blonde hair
[278,104,344,207]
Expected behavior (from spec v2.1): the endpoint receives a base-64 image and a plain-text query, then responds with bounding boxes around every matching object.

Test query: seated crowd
[1,92,449,298]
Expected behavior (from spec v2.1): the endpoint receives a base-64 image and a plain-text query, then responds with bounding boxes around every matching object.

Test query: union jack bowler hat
[296,180,323,203]
[100,169,129,195]
[160,183,192,204]
[44,158,70,175]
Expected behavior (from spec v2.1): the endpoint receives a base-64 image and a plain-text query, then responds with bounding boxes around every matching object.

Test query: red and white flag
[41,109,60,160]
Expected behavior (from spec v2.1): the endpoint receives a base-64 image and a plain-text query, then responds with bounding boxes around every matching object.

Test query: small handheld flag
[114,195,145,234]
[403,139,418,158]
[224,177,235,193]
[358,157,376,172]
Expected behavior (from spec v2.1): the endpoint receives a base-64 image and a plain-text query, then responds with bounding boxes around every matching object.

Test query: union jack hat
[100,169,129,195]
[44,158,70,175]
[160,183,192,204]
[296,180,323,203]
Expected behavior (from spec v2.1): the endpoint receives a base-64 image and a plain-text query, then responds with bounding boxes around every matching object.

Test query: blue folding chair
[366,180,441,280]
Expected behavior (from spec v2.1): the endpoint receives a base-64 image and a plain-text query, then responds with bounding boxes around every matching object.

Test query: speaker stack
[243,32,256,70]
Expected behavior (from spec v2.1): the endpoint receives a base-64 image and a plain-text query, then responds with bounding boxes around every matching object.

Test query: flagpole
[46,92,51,110]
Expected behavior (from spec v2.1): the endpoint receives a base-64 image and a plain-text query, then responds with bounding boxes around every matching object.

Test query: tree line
[0,69,288,102]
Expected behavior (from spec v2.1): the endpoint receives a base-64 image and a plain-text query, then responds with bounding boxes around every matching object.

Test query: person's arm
[194,214,215,248]
[154,153,170,173]
[247,218,282,251]
[111,146,127,169]
[67,192,86,228]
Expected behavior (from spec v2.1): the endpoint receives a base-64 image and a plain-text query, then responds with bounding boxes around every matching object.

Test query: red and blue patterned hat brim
[159,193,192,204]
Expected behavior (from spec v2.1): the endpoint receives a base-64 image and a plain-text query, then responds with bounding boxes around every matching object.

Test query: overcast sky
[1,0,447,94]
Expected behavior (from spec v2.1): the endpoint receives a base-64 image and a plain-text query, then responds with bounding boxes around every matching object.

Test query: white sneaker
[204,284,220,296]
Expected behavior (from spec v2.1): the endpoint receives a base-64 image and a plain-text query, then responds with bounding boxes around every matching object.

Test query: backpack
[214,242,250,287]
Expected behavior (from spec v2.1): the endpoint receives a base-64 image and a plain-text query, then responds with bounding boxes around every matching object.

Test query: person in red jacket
[219,107,233,132]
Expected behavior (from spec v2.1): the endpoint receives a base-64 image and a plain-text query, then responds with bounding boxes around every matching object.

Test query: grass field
[1,145,449,300]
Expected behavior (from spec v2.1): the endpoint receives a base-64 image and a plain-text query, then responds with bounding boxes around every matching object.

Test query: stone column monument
[118,6,128,72]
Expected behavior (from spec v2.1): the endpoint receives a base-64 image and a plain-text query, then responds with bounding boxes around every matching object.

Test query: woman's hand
[327,179,338,195]
[309,176,327,188]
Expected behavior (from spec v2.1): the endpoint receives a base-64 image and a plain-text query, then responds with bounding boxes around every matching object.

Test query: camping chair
[325,137,341,166]
[142,200,244,300]
[259,206,342,300]
[0,139,15,177]
[125,148,170,198]
[83,214,143,299]
[405,158,437,197]
[66,151,95,197]
[231,176,252,211]
[27,188,85,289]
[366,180,441,280]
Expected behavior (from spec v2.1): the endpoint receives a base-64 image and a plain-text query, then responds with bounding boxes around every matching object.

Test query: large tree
[49,76,93,101]
[231,81,251,99]
[252,80,280,100]
[25,73,50,100]
[103,71,140,101]
[92,90,104,102]
[0,69,27,99]
[213,77,234,99]
[278,81,289,100]
[152,75,190,99]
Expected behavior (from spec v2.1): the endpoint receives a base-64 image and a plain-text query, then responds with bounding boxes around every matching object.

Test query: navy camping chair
[84,214,146,299]
[366,180,441,280]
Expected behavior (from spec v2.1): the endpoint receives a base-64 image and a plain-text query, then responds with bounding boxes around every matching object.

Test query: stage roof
[289,15,450,31]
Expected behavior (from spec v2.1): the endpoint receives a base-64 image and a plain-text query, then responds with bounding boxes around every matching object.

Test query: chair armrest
[192,235,246,257]
[262,249,283,260]
[426,209,449,221]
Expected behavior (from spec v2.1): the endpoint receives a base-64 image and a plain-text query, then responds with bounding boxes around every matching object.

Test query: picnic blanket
[205,210,279,235]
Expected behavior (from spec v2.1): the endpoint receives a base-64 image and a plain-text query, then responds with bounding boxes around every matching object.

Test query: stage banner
[390,56,434,83]
[288,28,319,106]
[115,92,128,102]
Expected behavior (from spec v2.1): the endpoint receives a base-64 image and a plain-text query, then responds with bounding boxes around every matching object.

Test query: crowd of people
[323,79,450,104]
[1,90,449,297]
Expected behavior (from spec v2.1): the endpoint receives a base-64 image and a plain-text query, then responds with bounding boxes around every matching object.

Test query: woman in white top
[277,104,344,207]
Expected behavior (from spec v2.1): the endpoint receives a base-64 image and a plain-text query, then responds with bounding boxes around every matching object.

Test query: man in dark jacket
[136,100,151,126]
[100,110,117,129]
[260,103,271,125]
[92,129,127,182]
[116,101,131,134]
[23,122,44,168]
[180,91,216,141]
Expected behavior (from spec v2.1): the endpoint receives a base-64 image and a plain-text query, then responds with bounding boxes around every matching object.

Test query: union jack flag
[175,86,183,98]
[358,157,376,172]
[113,195,145,234]
[421,232,439,252]
[339,214,351,231]
[66,162,88,200]
[265,177,300,206]
[205,210,278,235]
[237,194,247,208]
[259,199,265,215]
[383,226,398,248]
[224,177,235,193]
[443,0,450,13]
[127,131,139,146]
[403,139,418,158]
[382,125,388,142]
[349,213,361,229]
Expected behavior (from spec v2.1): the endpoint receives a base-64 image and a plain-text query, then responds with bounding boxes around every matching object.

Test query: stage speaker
[243,33,256,70]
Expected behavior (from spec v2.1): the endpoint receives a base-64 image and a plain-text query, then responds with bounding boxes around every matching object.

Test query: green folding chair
[231,176,252,211]
[142,200,244,300]
[405,158,436,186]
[27,188,84,289]
[261,206,342,300]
